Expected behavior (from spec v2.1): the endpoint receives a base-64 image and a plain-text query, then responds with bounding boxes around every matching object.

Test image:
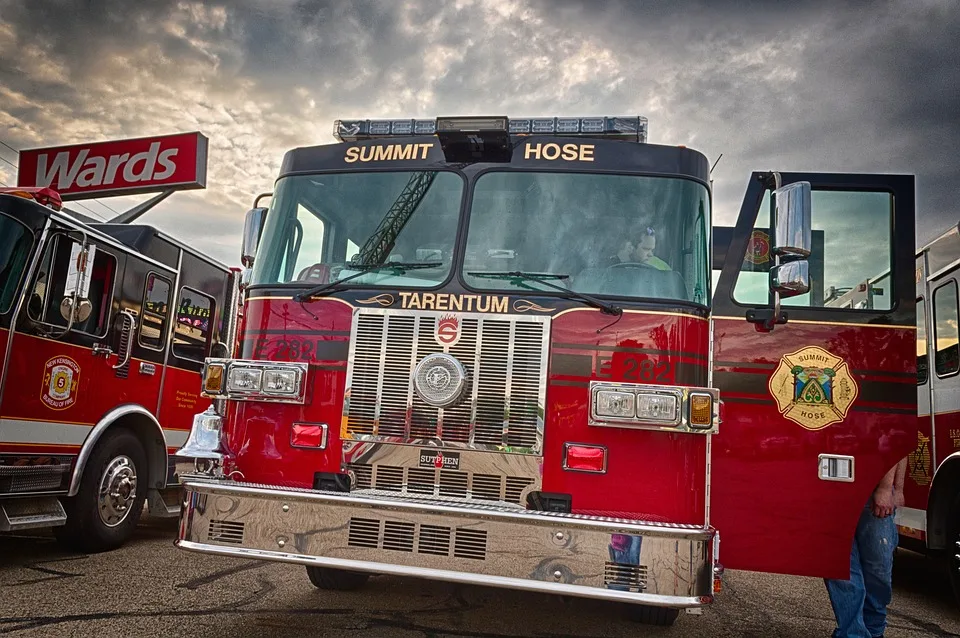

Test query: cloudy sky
[0,0,957,267]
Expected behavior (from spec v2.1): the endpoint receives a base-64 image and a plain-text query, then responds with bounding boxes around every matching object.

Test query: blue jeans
[824,503,898,638]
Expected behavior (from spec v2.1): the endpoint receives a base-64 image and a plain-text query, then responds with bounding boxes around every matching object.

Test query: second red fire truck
[0,131,241,553]
[173,115,922,624]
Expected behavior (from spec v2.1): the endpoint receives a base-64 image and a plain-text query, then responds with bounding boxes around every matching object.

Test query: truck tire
[625,604,680,626]
[947,492,960,609]
[305,566,370,591]
[53,429,147,553]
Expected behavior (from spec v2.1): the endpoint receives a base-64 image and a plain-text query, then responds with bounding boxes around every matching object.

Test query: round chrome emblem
[413,353,467,408]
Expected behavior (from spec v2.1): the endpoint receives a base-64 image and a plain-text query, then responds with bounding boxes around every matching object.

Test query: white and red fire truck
[173,115,923,624]
[0,132,241,553]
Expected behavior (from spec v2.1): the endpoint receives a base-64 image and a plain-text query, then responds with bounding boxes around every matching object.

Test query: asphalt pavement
[1,518,959,637]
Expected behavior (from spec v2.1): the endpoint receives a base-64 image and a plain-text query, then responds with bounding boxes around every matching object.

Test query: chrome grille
[347,463,535,505]
[346,516,488,561]
[207,520,245,545]
[0,465,70,493]
[603,562,649,592]
[343,310,550,454]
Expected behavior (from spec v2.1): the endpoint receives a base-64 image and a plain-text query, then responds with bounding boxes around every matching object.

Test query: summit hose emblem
[768,346,858,430]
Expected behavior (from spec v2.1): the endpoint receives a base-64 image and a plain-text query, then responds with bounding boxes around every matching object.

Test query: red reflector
[562,443,606,473]
[291,423,327,449]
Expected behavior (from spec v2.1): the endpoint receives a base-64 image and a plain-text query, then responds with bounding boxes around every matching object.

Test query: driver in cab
[609,226,670,271]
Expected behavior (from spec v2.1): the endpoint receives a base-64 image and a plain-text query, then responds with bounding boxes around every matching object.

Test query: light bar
[333,116,648,143]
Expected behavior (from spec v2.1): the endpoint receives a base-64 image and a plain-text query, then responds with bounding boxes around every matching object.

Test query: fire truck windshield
[250,171,464,287]
[463,171,711,305]
[0,212,34,314]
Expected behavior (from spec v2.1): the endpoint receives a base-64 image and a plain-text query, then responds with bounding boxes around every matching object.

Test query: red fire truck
[1,133,241,553]
[173,116,919,624]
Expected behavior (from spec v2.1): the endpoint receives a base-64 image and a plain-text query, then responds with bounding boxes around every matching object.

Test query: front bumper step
[0,497,67,531]
[176,479,717,607]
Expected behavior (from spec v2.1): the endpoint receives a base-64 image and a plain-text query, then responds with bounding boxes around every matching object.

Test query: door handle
[92,343,113,358]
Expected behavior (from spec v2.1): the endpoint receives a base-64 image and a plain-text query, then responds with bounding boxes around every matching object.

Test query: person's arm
[893,456,908,508]
[872,463,898,518]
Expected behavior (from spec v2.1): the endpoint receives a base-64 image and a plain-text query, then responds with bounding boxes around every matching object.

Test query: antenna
[710,153,723,174]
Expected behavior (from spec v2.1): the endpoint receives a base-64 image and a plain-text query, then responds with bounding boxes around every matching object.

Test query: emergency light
[333,116,648,143]
[0,186,63,211]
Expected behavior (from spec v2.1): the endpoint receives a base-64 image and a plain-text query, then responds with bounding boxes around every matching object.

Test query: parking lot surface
[2,518,959,637]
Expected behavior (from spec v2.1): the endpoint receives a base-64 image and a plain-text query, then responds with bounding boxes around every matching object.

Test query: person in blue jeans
[825,457,907,638]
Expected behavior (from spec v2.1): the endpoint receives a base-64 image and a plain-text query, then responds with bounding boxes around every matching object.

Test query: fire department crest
[41,356,81,410]
[768,346,858,430]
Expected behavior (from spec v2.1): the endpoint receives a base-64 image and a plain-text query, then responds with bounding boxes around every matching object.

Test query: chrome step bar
[0,496,67,531]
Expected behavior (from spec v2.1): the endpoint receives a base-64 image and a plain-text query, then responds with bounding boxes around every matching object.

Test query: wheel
[946,492,960,608]
[305,566,370,591]
[624,604,680,626]
[54,429,147,553]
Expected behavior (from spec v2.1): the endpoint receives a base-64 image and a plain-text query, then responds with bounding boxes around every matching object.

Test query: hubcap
[98,456,138,527]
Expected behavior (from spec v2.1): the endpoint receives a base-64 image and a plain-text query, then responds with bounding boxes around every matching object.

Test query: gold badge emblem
[768,346,858,430]
[908,431,932,486]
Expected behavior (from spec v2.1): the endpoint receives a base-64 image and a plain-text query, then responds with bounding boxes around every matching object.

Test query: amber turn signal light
[688,393,713,428]
[203,363,225,393]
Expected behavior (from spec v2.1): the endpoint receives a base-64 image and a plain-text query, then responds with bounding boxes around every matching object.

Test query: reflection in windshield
[250,172,463,288]
[463,172,710,304]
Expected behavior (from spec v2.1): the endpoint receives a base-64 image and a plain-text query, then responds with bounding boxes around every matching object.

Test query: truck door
[710,172,917,579]
[1,228,131,449]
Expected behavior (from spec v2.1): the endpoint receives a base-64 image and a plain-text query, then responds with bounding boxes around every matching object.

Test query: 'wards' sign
[16,132,208,200]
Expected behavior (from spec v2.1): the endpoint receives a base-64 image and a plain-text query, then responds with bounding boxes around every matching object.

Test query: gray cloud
[0,0,957,268]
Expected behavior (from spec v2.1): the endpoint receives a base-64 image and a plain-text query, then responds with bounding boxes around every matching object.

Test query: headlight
[589,381,718,433]
[635,392,679,422]
[594,390,635,418]
[203,359,308,404]
[228,366,263,392]
[263,369,300,395]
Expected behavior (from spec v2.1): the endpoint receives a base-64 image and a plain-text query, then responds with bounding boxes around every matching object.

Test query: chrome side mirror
[773,181,812,260]
[755,177,813,331]
[771,260,810,298]
[241,207,267,269]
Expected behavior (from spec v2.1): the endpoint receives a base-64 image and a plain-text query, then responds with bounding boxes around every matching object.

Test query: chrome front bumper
[176,479,717,607]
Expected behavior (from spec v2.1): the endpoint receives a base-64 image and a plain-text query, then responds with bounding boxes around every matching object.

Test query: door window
[28,235,116,337]
[139,273,172,350]
[733,190,894,311]
[173,287,215,362]
[933,280,959,378]
[917,297,928,385]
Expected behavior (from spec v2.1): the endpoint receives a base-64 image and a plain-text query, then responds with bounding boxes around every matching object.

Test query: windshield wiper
[293,261,442,302]
[467,271,622,316]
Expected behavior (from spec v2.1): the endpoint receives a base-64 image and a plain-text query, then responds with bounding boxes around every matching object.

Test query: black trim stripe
[245,329,351,336]
[240,339,350,361]
[852,369,918,380]
[553,342,708,361]
[722,397,775,405]
[549,380,589,388]
[550,354,592,378]
[312,364,348,371]
[715,371,916,407]
[852,406,917,415]
[714,361,776,370]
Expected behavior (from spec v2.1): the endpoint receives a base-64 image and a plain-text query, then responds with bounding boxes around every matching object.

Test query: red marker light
[291,423,328,449]
[562,443,607,473]
[0,186,63,211]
